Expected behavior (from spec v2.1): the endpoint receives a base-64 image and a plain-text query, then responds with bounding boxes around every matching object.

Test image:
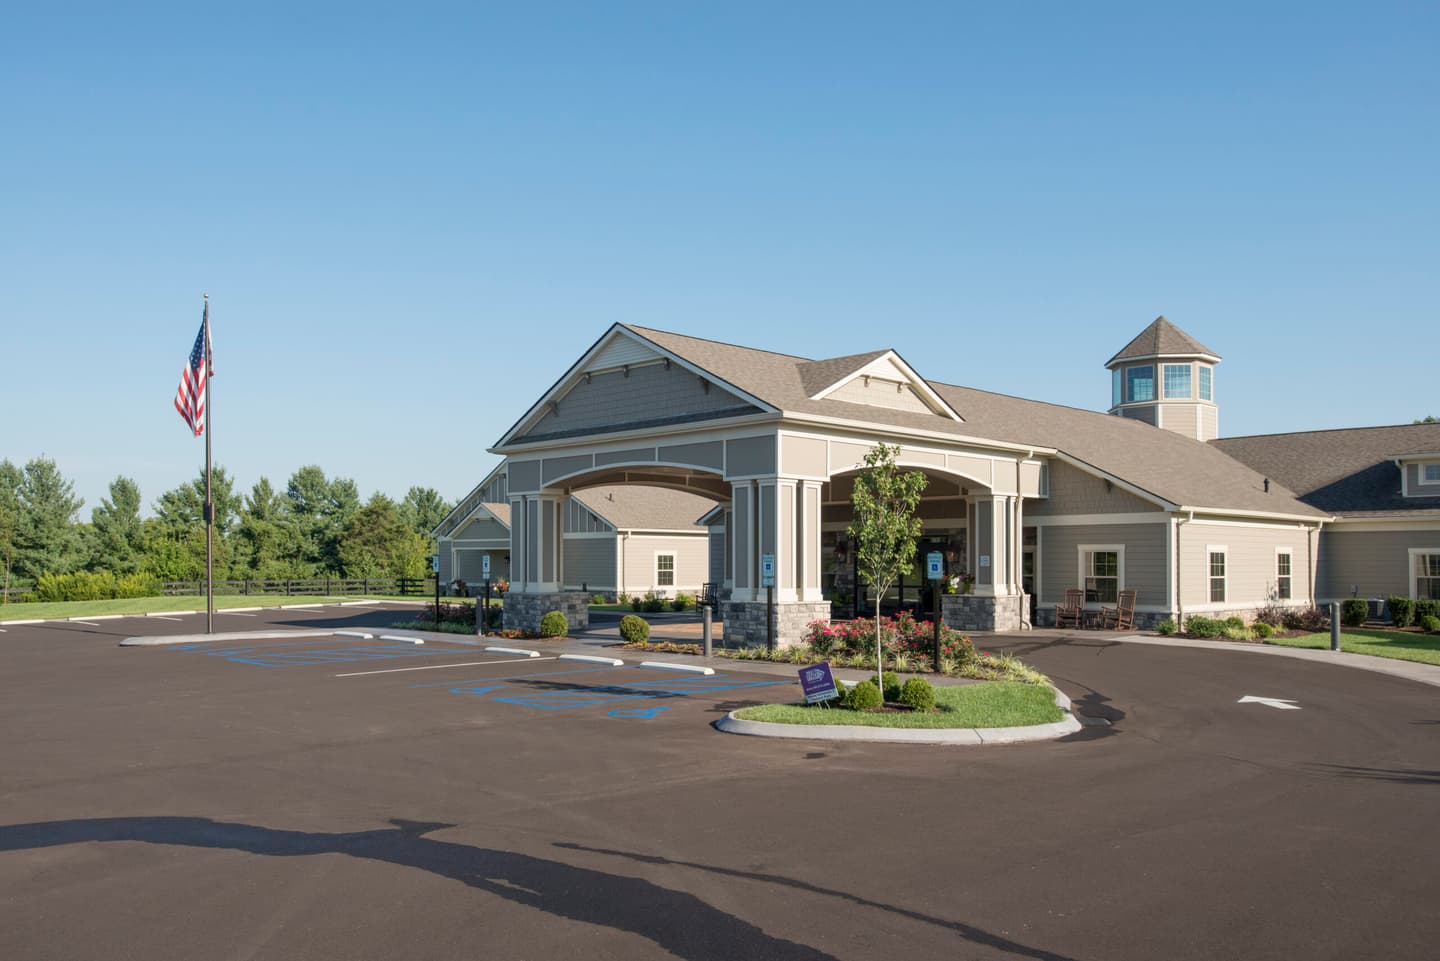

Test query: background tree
[149,465,239,578]
[1416,415,1438,424]
[286,466,360,574]
[14,457,85,581]
[90,476,144,573]
[0,460,21,600]
[338,494,429,578]
[399,486,452,538]
[848,443,926,695]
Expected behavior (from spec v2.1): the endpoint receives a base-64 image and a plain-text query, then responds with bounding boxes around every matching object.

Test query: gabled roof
[1106,316,1220,367]
[1213,423,1440,517]
[623,325,1322,520]
[571,486,717,532]
[797,351,890,396]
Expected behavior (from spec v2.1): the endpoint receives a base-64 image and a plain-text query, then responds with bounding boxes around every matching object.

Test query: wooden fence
[159,577,436,597]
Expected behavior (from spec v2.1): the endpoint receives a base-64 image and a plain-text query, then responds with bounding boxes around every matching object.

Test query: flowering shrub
[803,613,977,669]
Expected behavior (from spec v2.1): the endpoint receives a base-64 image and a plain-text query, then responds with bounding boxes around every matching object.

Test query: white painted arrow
[1238,695,1301,710]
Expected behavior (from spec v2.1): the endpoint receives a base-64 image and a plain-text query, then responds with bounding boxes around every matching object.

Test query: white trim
[1175,506,1333,524]
[1275,547,1294,601]
[1410,548,1440,601]
[1076,544,1125,607]
[1207,544,1228,604]
[1180,517,1320,530]
[1419,463,1440,487]
[1107,350,1222,366]
[654,551,677,589]
[1030,512,1167,527]
[1324,516,1440,532]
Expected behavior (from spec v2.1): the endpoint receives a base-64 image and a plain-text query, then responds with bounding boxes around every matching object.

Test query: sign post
[431,554,441,628]
[926,551,944,669]
[761,553,776,652]
[481,554,492,636]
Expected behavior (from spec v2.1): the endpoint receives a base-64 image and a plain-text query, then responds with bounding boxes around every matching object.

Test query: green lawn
[1268,628,1440,666]
[733,681,1064,729]
[0,594,430,622]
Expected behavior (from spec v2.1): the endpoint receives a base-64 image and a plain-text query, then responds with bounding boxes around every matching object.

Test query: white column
[798,481,823,602]
[534,493,562,592]
[974,495,1009,597]
[730,482,755,602]
[509,496,528,591]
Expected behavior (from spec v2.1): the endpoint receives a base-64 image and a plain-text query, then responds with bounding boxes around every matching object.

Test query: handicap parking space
[415,663,795,721]
[164,636,484,669]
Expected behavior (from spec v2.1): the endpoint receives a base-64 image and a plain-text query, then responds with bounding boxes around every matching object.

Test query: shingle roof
[797,350,890,396]
[1105,316,1220,367]
[1212,424,1440,517]
[480,502,511,527]
[620,325,1326,519]
[572,485,718,531]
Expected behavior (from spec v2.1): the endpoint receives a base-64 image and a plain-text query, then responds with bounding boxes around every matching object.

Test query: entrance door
[1022,548,1036,624]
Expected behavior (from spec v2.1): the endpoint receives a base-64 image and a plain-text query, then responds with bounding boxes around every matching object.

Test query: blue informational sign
[799,662,839,704]
[926,551,944,580]
[761,553,776,587]
[482,554,491,577]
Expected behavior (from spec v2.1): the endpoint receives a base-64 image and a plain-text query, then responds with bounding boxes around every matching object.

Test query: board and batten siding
[519,362,757,441]
[561,537,617,592]
[1039,522,1169,609]
[1316,527,1440,601]
[455,549,510,584]
[708,524,727,585]
[1026,461,1157,517]
[1178,521,1313,610]
[619,534,709,594]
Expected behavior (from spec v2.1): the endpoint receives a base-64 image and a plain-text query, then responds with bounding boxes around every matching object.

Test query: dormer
[1395,450,1440,499]
[1106,316,1220,442]
[801,350,963,421]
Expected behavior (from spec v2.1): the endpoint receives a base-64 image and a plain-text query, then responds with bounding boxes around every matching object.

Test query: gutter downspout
[1175,511,1193,627]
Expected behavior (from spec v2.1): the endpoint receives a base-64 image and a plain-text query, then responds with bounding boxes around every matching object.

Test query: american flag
[174,314,210,437]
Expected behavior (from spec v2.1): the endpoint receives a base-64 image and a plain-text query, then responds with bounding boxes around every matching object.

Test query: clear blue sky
[3,2,1436,515]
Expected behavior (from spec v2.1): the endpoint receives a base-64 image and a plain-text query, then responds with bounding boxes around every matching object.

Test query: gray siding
[1316,528,1440,600]
[726,436,777,477]
[455,517,509,541]
[455,549,510,584]
[1178,521,1312,609]
[1121,407,1158,426]
[1026,460,1156,517]
[1039,522,1169,608]
[437,549,453,585]
[709,525,727,584]
[564,498,613,533]
[519,363,758,441]
[562,537,616,591]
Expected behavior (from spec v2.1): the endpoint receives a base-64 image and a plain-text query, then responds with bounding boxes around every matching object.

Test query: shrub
[1420,615,1440,633]
[898,677,937,712]
[1415,599,1440,622]
[35,571,115,602]
[618,614,650,643]
[1252,601,1293,628]
[1388,596,1415,628]
[1253,621,1275,638]
[871,674,902,703]
[1223,616,1245,630]
[115,573,162,598]
[1282,606,1329,632]
[643,592,665,614]
[1341,598,1369,628]
[1185,615,1223,638]
[1155,619,1177,636]
[481,606,503,630]
[590,593,607,604]
[671,593,694,612]
[842,680,882,711]
[539,611,568,637]
[630,594,644,612]
[1222,625,1255,641]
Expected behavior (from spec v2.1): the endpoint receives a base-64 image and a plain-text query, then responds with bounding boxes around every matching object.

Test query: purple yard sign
[799,663,839,704]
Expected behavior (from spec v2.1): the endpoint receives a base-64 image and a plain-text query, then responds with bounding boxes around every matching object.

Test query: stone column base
[502,591,590,634]
[941,593,1027,632]
[721,600,832,649]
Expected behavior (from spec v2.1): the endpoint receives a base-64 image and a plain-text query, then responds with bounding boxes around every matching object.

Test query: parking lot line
[335,656,558,678]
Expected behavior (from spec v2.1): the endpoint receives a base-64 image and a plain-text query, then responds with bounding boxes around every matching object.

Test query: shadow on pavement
[1307,764,1440,786]
[0,816,837,961]
[554,842,1083,961]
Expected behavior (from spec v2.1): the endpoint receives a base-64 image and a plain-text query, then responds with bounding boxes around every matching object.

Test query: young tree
[847,443,926,695]
[338,494,427,578]
[15,457,84,581]
[90,476,144,573]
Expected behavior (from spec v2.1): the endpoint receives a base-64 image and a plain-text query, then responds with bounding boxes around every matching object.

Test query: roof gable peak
[1106,315,1221,367]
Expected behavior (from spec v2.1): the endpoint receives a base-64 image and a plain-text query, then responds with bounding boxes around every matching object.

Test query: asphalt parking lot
[2,603,1438,961]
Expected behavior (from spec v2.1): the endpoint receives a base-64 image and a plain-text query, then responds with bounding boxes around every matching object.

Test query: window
[1163,364,1192,399]
[1276,550,1292,600]
[1112,369,1122,407]
[1417,553,1440,601]
[1424,464,1440,484]
[656,554,675,587]
[1126,366,1155,403]
[1080,547,1122,604]
[1209,549,1227,603]
[1199,366,1212,401]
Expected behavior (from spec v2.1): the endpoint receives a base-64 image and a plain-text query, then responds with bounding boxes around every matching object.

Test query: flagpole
[203,294,214,634]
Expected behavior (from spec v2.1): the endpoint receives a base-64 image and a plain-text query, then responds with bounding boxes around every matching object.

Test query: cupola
[1106,316,1220,441]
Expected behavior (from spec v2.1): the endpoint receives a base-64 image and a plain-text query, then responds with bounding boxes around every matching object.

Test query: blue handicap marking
[449,684,507,696]
[608,706,670,720]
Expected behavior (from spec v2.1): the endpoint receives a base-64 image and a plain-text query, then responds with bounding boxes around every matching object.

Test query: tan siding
[1026,460,1156,516]
[1039,523,1168,608]
[1163,404,1199,440]
[620,534,709,593]
[780,435,828,477]
[1317,528,1440,600]
[1179,521,1312,609]
[828,376,933,413]
[1201,406,1218,442]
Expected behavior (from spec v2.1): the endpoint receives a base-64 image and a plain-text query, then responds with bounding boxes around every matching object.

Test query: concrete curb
[714,681,1081,745]
[559,654,625,666]
[120,630,340,647]
[486,646,541,657]
[640,661,715,675]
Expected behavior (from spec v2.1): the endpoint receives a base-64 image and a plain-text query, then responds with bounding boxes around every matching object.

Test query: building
[432,464,717,599]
